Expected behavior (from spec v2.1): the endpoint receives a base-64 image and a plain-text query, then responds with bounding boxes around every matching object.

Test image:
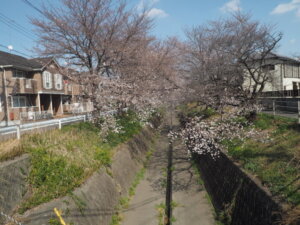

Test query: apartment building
[0,50,89,126]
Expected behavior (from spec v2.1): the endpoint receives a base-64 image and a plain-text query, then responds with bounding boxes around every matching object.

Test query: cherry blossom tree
[30,0,186,123]
[184,13,282,112]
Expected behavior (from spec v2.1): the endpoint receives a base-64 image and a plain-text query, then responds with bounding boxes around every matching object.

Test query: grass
[155,202,166,225]
[0,138,24,162]
[8,110,144,213]
[177,102,217,125]
[155,201,179,225]
[105,111,142,148]
[222,113,300,206]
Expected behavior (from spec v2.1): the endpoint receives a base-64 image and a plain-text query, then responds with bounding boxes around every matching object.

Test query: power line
[0,13,36,38]
[0,13,36,41]
[21,0,44,15]
[0,43,33,58]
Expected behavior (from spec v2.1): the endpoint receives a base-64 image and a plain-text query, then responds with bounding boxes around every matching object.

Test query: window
[25,79,32,89]
[54,74,63,90]
[12,96,27,108]
[262,64,275,72]
[43,71,52,89]
[13,70,27,78]
[293,65,298,78]
[286,64,293,78]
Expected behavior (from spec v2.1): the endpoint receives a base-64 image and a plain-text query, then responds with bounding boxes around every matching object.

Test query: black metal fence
[258,98,300,123]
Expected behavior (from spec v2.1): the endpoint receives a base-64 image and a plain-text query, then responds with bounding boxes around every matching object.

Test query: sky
[1,0,300,58]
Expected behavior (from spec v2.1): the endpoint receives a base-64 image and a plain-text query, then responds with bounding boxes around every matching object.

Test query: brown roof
[0,50,42,70]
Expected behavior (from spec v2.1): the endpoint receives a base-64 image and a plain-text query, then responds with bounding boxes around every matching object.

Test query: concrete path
[122,135,168,225]
[172,140,215,225]
[122,125,215,225]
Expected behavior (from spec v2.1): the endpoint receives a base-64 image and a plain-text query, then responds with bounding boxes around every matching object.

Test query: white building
[244,53,300,96]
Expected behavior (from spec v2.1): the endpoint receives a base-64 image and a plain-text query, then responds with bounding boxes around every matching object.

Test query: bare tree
[184,13,282,110]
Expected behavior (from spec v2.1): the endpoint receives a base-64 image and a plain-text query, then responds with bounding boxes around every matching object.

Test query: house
[0,50,91,126]
[244,53,300,97]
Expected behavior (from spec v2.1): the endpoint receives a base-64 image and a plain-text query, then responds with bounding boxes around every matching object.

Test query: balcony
[260,89,300,98]
[13,78,37,94]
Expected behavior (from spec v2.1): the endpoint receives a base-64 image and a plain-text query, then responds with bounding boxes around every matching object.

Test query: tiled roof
[0,50,42,70]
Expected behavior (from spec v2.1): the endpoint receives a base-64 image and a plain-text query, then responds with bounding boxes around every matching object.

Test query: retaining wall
[193,152,282,225]
[0,127,155,225]
[0,155,31,224]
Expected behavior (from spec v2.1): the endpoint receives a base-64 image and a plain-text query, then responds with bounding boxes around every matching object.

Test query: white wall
[282,77,300,90]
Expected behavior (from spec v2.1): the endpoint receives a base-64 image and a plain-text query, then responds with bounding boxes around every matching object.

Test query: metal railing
[64,102,94,115]
[20,110,53,122]
[259,98,300,123]
[0,115,87,140]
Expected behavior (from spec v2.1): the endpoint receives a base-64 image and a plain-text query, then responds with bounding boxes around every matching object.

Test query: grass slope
[0,111,143,213]
[223,113,300,206]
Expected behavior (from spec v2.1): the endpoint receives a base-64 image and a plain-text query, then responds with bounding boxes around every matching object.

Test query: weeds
[155,202,166,225]
[14,111,144,213]
[110,165,147,225]
[223,113,300,206]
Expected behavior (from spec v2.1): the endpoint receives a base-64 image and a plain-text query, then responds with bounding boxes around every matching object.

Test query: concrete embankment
[193,152,283,225]
[0,127,156,225]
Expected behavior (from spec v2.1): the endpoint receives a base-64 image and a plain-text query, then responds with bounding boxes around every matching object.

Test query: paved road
[122,113,215,225]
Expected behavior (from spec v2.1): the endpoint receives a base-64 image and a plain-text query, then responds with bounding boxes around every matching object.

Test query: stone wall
[193,152,282,225]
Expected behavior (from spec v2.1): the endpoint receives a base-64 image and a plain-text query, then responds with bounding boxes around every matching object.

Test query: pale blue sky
[1,0,300,58]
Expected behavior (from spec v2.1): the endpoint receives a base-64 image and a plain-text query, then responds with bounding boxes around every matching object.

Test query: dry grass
[0,139,24,162]
[23,128,109,174]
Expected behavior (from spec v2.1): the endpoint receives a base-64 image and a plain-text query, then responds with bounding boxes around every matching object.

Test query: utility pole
[1,66,10,126]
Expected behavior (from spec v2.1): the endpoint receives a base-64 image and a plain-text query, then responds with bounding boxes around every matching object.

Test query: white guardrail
[0,115,87,140]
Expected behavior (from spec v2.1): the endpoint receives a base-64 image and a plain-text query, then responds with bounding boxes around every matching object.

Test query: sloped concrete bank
[193,152,283,225]
[0,154,30,224]
[0,127,156,225]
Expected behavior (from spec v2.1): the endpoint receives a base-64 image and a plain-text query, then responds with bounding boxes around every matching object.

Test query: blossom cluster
[175,104,265,159]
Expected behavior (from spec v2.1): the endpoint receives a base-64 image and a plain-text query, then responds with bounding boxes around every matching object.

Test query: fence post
[16,125,21,139]
[58,120,62,130]
[298,100,300,125]
[273,100,276,116]
[84,114,86,122]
